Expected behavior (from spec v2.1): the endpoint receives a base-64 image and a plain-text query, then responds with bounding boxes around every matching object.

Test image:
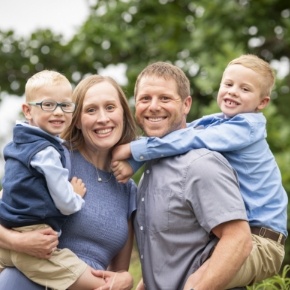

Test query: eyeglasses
[28,100,76,113]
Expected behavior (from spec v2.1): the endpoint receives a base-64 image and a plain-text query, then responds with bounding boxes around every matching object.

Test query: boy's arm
[130,114,265,161]
[111,160,134,183]
[112,143,145,178]
[31,146,85,215]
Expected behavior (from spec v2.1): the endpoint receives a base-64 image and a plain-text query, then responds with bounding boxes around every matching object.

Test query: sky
[0,0,89,39]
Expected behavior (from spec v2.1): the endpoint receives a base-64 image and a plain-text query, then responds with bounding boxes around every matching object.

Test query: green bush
[247,265,290,290]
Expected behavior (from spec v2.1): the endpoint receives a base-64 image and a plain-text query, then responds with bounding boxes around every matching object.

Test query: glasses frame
[28,100,76,113]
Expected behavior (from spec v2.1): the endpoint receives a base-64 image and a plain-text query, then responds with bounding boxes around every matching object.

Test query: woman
[0,75,137,290]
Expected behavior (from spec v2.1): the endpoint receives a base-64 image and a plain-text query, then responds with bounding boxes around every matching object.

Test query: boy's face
[135,75,191,137]
[217,64,270,117]
[22,83,73,136]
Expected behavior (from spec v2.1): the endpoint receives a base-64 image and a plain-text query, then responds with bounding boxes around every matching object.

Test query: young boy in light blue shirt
[112,54,288,286]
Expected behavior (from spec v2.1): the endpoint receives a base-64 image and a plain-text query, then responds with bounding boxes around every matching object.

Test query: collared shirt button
[140,155,144,160]
[140,226,144,230]
[146,169,150,174]
[141,197,144,202]
[141,254,144,259]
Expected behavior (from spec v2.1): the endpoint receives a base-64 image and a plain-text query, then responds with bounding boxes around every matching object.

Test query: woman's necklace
[96,167,113,183]
[80,149,113,183]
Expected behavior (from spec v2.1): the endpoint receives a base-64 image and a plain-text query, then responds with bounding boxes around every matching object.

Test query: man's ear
[257,96,270,110]
[22,103,32,120]
[183,95,192,115]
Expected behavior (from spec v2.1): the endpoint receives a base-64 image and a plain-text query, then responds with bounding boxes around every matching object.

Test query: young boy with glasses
[0,70,93,289]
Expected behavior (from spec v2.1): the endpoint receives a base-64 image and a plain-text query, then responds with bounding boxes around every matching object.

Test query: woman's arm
[0,225,58,259]
[109,219,134,271]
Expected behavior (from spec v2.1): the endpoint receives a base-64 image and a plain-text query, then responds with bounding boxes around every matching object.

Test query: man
[132,62,252,290]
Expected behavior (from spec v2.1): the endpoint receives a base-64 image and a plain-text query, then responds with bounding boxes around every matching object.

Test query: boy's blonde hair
[227,54,275,97]
[25,70,72,102]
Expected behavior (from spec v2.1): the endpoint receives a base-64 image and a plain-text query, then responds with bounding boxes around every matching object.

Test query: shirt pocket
[146,188,172,234]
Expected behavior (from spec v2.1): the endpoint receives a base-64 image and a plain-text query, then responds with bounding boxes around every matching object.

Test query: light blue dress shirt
[130,112,288,236]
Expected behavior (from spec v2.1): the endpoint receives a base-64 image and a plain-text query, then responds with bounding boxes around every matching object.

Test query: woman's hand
[92,270,133,290]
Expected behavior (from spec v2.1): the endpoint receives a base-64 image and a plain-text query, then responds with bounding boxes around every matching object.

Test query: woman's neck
[79,147,111,171]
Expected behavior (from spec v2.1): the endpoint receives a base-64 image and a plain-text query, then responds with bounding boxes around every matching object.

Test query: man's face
[135,76,191,137]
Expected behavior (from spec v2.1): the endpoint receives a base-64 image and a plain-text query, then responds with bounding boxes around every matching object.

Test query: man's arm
[184,220,252,290]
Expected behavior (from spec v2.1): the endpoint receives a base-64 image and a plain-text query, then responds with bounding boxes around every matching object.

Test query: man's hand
[111,161,134,183]
[112,144,132,161]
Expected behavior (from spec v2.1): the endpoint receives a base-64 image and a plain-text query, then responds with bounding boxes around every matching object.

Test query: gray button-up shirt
[134,148,247,290]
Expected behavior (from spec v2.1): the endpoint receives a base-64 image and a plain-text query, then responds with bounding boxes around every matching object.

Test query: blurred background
[0,0,289,283]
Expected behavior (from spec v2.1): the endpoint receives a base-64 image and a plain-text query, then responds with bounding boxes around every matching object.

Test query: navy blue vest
[0,124,68,231]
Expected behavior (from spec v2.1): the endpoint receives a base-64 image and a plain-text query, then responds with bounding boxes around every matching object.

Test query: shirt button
[140,226,144,231]
[146,169,150,174]
[140,155,144,160]
[141,254,144,259]
[141,197,144,202]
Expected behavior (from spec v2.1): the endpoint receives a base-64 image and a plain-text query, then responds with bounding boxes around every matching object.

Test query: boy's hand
[111,160,134,183]
[112,144,132,161]
[71,176,86,198]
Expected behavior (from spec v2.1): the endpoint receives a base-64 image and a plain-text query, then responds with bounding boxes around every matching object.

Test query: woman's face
[77,81,124,152]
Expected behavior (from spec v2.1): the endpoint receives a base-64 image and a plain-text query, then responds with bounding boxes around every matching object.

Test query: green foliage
[247,265,290,289]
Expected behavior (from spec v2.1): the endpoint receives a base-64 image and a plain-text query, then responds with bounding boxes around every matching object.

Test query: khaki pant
[225,234,285,289]
[0,224,87,290]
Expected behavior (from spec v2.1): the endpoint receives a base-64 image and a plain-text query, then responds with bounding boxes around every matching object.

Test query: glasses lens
[61,102,75,112]
[41,101,57,111]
